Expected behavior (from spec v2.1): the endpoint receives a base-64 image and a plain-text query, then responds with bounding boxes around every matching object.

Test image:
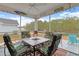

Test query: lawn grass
[0,34,21,43]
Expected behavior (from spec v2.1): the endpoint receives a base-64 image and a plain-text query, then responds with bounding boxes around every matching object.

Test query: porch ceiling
[0,3,79,19]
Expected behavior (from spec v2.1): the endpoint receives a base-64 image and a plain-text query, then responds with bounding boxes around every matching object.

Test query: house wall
[0,25,18,33]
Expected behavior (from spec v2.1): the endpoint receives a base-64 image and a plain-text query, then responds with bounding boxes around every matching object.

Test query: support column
[19,15,22,38]
[34,19,38,31]
[49,14,51,32]
[20,15,21,32]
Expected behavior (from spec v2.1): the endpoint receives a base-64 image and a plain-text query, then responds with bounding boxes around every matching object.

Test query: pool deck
[58,39,79,56]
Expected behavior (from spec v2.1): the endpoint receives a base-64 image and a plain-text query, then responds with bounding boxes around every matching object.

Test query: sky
[0,6,79,26]
[40,6,79,21]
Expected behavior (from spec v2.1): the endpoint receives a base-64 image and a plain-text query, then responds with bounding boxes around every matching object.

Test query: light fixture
[14,11,27,15]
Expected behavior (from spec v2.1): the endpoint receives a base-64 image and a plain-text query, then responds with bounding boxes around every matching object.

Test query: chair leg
[4,44,6,56]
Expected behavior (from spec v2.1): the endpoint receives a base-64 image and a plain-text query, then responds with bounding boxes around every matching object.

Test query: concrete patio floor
[0,39,79,56]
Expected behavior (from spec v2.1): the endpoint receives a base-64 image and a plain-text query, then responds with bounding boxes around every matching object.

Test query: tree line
[24,17,79,33]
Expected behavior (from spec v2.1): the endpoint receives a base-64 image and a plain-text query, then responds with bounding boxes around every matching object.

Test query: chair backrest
[21,31,30,38]
[47,33,62,55]
[68,34,77,43]
[3,33,17,56]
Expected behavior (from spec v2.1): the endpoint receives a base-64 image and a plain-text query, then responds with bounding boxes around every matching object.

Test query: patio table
[22,37,50,56]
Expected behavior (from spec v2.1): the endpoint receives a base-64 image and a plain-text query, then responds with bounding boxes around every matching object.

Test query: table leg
[33,46,35,56]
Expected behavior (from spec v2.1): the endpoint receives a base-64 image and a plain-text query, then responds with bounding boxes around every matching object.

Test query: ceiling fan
[14,11,27,15]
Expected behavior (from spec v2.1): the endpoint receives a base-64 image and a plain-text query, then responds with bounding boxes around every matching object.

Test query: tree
[23,16,79,33]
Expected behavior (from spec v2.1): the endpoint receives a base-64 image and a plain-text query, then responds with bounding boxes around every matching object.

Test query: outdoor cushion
[15,45,26,51]
[41,46,48,54]
[16,46,29,56]
[14,43,32,56]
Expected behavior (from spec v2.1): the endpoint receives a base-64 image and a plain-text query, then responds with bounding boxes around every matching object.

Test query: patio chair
[68,34,79,44]
[47,33,62,56]
[44,32,52,39]
[3,33,30,56]
[21,31,31,38]
[40,33,62,56]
